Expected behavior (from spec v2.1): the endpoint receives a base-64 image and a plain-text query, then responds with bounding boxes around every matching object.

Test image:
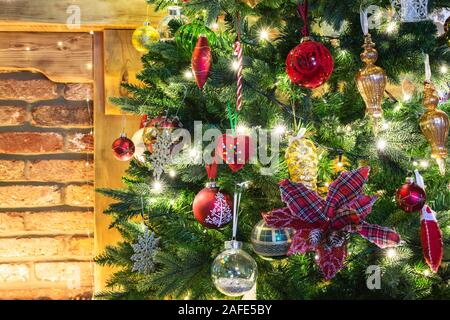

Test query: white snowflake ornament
[130,227,160,274]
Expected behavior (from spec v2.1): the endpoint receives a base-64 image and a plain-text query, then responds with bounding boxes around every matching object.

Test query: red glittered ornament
[112,134,135,161]
[192,182,233,229]
[396,179,426,213]
[215,134,254,173]
[191,35,212,89]
[286,39,334,89]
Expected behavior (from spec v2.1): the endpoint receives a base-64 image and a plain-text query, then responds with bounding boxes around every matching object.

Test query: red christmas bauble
[396,180,426,213]
[191,35,212,89]
[139,114,148,129]
[112,134,135,161]
[286,39,334,89]
[192,183,233,229]
[215,134,254,173]
[142,116,181,153]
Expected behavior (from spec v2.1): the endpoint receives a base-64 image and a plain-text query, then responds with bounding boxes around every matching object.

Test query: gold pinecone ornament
[419,81,449,175]
[355,34,387,122]
[285,129,318,191]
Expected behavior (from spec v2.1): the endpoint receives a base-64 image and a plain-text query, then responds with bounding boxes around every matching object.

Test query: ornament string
[424,53,431,82]
[234,12,243,111]
[360,6,369,35]
[231,182,246,241]
[227,102,238,135]
[297,0,310,37]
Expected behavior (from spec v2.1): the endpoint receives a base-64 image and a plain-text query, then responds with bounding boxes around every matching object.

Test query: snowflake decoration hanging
[150,129,172,180]
[130,227,160,274]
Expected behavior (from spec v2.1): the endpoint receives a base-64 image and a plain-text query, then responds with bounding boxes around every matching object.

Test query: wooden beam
[93,31,141,293]
[0,0,165,31]
[104,29,143,115]
[0,32,93,83]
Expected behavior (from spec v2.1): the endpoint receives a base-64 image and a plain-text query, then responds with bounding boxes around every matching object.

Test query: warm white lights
[386,248,397,258]
[184,70,193,79]
[440,65,448,74]
[273,124,286,135]
[259,29,270,41]
[386,21,398,34]
[403,93,412,102]
[381,121,390,130]
[231,60,240,71]
[413,161,418,167]
[376,139,387,151]
[168,169,176,178]
[236,124,249,135]
[423,269,431,277]
[211,23,219,31]
[419,160,429,169]
[57,41,63,47]
[152,180,163,193]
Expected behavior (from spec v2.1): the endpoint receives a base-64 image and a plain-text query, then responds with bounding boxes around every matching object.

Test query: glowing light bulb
[259,29,270,41]
[236,124,249,135]
[57,41,63,46]
[25,47,30,51]
[168,169,176,178]
[152,180,163,193]
[386,21,398,34]
[231,60,240,71]
[86,63,93,70]
[314,254,319,261]
[184,70,193,79]
[412,161,418,167]
[393,103,402,113]
[386,248,396,258]
[381,121,390,130]
[274,124,286,135]
[337,161,344,168]
[89,30,94,35]
[419,160,429,169]
[211,23,219,31]
[403,93,411,102]
[423,269,431,277]
[376,139,387,151]
[440,65,448,74]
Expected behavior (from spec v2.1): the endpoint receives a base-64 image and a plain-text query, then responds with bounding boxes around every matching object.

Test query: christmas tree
[96,0,450,299]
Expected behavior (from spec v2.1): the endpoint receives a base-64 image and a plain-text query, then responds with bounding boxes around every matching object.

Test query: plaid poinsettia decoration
[263,167,401,280]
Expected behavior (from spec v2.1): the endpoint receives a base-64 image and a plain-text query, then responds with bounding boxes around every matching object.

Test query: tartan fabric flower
[263,167,401,280]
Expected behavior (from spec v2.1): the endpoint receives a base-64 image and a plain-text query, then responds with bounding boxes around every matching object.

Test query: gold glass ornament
[285,130,318,191]
[355,34,387,120]
[419,81,449,175]
[132,22,160,53]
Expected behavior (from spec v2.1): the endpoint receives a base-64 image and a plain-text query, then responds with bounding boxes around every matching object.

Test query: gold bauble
[285,131,318,191]
[419,81,449,175]
[355,34,387,119]
[132,22,160,53]
[242,0,261,8]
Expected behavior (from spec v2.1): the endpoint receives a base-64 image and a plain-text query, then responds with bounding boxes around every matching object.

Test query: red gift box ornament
[215,134,254,173]
[191,35,212,89]
[263,167,401,280]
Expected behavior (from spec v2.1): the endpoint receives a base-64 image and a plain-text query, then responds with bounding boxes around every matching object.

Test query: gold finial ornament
[285,129,318,191]
[355,34,387,120]
[419,81,449,175]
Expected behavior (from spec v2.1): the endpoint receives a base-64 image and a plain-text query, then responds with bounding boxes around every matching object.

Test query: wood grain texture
[104,29,143,115]
[93,32,141,293]
[0,0,165,28]
[0,32,93,83]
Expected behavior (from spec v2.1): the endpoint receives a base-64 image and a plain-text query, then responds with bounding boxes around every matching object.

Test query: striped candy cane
[234,40,243,111]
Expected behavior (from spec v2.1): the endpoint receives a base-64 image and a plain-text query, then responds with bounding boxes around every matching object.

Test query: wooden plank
[0,0,165,29]
[93,32,141,293]
[0,32,93,83]
[104,29,143,115]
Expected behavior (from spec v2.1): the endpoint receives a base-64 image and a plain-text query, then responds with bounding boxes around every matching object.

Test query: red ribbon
[297,0,309,37]
[206,161,218,180]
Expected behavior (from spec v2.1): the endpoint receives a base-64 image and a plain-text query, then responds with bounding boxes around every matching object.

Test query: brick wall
[0,72,94,300]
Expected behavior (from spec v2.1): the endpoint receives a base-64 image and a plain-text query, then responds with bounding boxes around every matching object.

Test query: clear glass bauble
[211,241,258,297]
[158,5,187,40]
[251,219,293,259]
